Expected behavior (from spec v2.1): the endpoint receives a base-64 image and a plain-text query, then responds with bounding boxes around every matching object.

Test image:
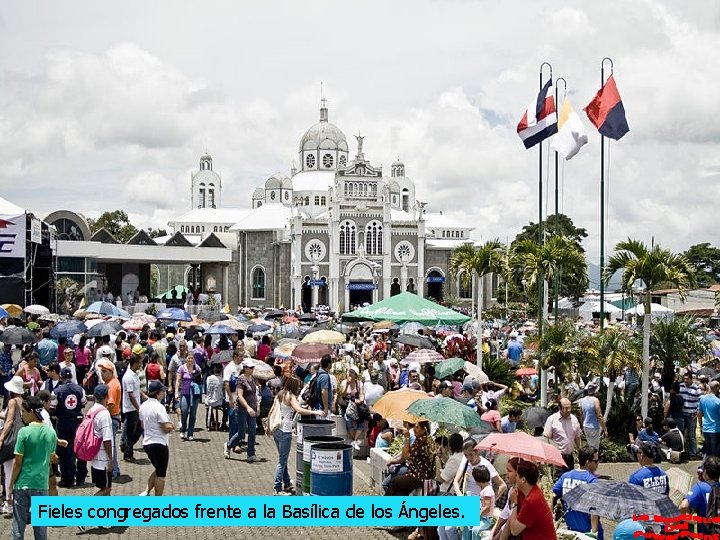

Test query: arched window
[214,226,218,232]
[208,189,215,208]
[251,266,265,299]
[365,220,383,255]
[339,220,357,255]
[202,226,205,232]
[320,196,326,205]
[314,196,320,205]
[458,271,472,299]
[180,226,185,233]
[304,196,310,205]
[401,188,410,211]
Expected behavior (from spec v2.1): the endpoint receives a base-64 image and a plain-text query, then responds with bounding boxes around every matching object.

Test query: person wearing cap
[97,358,122,479]
[54,366,87,488]
[579,380,607,451]
[456,382,476,405]
[85,385,114,502]
[7,395,57,540]
[120,355,144,462]
[138,381,173,496]
[231,359,259,462]
[1,376,26,517]
[628,440,668,495]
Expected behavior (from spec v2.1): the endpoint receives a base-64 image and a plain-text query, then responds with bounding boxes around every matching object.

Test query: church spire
[319,81,328,122]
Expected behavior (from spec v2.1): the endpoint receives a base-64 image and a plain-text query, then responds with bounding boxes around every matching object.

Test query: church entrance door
[348,283,373,308]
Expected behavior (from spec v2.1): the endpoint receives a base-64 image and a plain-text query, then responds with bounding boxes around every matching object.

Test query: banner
[0,214,25,259]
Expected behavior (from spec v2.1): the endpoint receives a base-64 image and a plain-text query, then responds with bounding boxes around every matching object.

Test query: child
[205,363,225,430]
[471,465,495,539]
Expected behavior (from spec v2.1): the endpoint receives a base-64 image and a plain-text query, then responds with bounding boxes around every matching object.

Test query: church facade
[166,102,485,313]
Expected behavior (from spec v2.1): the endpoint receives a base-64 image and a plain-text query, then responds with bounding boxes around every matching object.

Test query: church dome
[252,187,264,199]
[265,172,290,190]
[299,120,348,152]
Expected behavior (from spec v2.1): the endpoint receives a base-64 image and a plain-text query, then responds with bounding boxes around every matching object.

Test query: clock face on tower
[52,218,84,241]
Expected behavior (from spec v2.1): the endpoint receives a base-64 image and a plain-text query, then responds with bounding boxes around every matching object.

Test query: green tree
[526,317,580,384]
[449,239,506,370]
[683,242,720,287]
[651,316,708,391]
[147,228,168,239]
[604,239,696,418]
[513,214,589,300]
[87,210,138,243]
[55,277,82,315]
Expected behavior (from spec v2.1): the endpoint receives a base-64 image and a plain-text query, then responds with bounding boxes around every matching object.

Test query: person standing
[0,342,14,408]
[552,446,603,540]
[1,376,26,518]
[120,355,144,461]
[175,352,201,441]
[579,381,607,450]
[223,349,244,458]
[54,367,87,488]
[505,333,523,368]
[87,385,114,498]
[8,396,57,540]
[138,381,173,496]
[313,355,334,418]
[698,380,720,457]
[543,397,582,471]
[234,360,259,462]
[680,372,702,459]
[96,357,121,479]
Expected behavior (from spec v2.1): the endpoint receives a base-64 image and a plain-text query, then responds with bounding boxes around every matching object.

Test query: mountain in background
[587,261,623,292]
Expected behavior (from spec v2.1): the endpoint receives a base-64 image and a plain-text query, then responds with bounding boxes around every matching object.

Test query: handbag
[345,400,358,420]
[0,405,22,463]
[267,396,282,435]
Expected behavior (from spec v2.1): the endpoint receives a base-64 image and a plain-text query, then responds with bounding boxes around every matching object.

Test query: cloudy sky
[1,0,718,281]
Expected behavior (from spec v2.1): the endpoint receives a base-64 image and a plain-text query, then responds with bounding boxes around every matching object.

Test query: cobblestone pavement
[13,407,705,539]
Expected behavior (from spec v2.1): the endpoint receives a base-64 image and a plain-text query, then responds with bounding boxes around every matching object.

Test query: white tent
[578,300,622,320]
[629,303,674,315]
[0,196,25,215]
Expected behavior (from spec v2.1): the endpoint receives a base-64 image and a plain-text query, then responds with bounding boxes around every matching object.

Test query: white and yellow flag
[552,98,588,160]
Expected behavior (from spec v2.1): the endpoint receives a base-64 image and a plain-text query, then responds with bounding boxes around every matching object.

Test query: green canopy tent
[342,292,471,326]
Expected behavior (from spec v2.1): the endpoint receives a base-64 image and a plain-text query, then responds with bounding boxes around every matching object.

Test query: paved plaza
[13,407,704,539]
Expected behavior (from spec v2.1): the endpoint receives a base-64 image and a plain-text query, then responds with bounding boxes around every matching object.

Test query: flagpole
[599,57,613,331]
[554,77,566,322]
[538,62,552,408]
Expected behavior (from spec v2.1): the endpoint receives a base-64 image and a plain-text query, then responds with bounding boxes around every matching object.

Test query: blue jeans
[237,408,256,458]
[12,488,48,540]
[181,394,200,436]
[273,430,292,491]
[111,416,121,477]
[227,407,238,447]
[685,413,698,457]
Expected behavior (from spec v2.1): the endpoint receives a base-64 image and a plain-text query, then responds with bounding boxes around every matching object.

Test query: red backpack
[73,407,104,461]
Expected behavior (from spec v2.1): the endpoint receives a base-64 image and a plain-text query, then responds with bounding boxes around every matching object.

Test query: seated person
[659,418,684,460]
[636,417,660,445]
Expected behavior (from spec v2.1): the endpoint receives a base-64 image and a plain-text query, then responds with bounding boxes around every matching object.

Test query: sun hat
[97,358,115,372]
[4,375,25,395]
[98,345,113,357]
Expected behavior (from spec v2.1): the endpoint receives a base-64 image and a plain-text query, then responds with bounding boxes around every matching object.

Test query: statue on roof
[355,133,364,157]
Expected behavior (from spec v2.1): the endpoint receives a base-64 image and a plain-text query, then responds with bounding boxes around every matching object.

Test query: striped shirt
[680,383,702,415]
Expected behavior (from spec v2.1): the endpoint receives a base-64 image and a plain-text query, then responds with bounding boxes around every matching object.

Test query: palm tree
[578,326,639,419]
[526,317,580,386]
[604,239,696,418]
[651,316,708,391]
[449,240,505,370]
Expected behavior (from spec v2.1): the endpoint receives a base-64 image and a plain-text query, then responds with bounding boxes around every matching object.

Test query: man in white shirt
[138,381,173,496]
[223,349,244,458]
[544,397,583,471]
[120,355,143,461]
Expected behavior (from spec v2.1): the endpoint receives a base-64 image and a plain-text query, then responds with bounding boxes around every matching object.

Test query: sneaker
[274,489,291,496]
[177,421,182,430]
[77,526,86,534]
[224,445,231,459]
[247,455,256,463]
[181,432,187,440]
[138,491,148,496]
[283,485,295,494]
[188,435,194,441]
[2,501,10,515]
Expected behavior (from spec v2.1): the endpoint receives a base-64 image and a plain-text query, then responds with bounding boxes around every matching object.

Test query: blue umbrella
[205,323,238,335]
[85,301,122,316]
[156,307,193,322]
[50,320,88,339]
[0,306,8,319]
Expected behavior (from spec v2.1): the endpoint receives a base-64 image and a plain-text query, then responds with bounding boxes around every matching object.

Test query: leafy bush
[599,437,633,463]
[481,356,514,388]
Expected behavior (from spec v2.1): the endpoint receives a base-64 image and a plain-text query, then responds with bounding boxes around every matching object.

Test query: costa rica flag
[584,75,629,140]
[517,79,558,149]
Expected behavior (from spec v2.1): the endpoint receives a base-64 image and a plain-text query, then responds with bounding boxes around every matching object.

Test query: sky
[1,0,719,282]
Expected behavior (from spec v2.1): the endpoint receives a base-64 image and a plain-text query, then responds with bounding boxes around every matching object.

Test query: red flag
[584,75,629,140]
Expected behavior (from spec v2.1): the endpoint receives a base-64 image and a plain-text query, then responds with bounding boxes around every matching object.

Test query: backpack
[706,484,720,536]
[73,407,104,462]
[306,374,321,408]
[266,396,282,435]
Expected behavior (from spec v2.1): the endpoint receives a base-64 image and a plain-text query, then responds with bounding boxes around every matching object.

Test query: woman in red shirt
[508,460,557,540]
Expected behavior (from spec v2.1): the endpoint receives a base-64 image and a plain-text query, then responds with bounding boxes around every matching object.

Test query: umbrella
[298,313,318,322]
[247,323,272,335]
[434,325,460,336]
[475,432,566,467]
[156,307,193,322]
[206,323,238,335]
[198,311,228,323]
[0,306,8,319]
[400,321,426,335]
[523,406,553,430]
[372,388,431,422]
[49,320,88,339]
[401,349,444,364]
[282,315,298,323]
[301,330,345,345]
[515,367,538,377]
[216,317,248,331]
[408,397,484,429]
[464,361,489,384]
[274,341,298,358]
[665,467,693,506]
[85,301,122,316]
[373,320,397,330]
[263,309,286,320]
[24,304,50,315]
[246,359,275,381]
[696,366,717,378]
[562,480,680,521]
[87,320,123,338]
[274,324,301,339]
[395,334,435,350]
[0,327,37,345]
[433,357,466,380]
[290,343,333,363]
[1,304,23,317]
[39,313,61,323]
[122,319,146,331]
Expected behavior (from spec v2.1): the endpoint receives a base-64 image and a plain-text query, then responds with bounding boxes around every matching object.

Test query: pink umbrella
[401,349,444,364]
[475,432,566,467]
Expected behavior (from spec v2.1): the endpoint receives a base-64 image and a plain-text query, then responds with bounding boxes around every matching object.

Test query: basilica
[166,101,480,312]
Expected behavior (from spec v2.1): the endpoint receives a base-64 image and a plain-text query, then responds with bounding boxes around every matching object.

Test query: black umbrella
[198,311,229,323]
[50,320,88,340]
[298,313,318,322]
[523,406,553,430]
[0,327,37,345]
[87,321,123,338]
[263,309,286,320]
[395,334,434,350]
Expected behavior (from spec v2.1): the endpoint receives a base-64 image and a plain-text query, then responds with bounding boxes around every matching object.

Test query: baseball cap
[60,367,73,379]
[462,382,475,394]
[98,345,113,357]
[94,384,109,400]
[241,359,255,369]
[148,380,166,395]
[166,333,174,340]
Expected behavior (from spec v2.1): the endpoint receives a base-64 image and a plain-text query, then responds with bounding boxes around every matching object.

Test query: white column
[311,264,319,308]
[400,264,408,291]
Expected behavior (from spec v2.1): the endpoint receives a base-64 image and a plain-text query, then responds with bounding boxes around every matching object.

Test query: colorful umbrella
[216,317,248,331]
[24,304,50,315]
[665,467,693,506]
[562,480,680,521]
[290,343,333,363]
[301,330,345,345]
[408,397,484,428]
[1,304,23,317]
[372,388,431,422]
[156,307,193,322]
[515,367,538,377]
[373,320,397,330]
[475,431,566,467]
[464,361,489,384]
[401,349,444,364]
[0,327,37,345]
[433,357,466,380]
